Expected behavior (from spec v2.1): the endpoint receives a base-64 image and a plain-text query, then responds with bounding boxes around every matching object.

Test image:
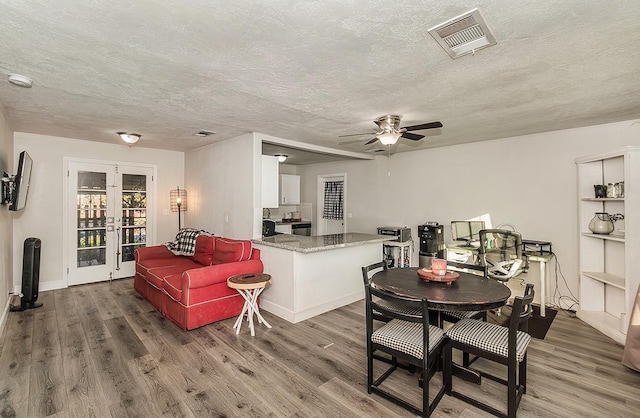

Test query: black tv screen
[9,151,32,211]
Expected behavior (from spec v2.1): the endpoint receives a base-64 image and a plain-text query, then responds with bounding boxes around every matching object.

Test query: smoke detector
[428,8,496,59]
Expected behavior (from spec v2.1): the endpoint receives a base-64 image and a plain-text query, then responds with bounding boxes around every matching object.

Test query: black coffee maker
[418,223,444,268]
[262,219,276,237]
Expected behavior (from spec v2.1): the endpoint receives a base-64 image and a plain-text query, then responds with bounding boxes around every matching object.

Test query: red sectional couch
[134,234,263,330]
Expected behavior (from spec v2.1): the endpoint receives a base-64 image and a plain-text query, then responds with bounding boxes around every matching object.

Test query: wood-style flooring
[1,277,639,417]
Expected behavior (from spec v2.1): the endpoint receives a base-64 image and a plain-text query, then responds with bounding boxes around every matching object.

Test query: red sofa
[134,234,263,330]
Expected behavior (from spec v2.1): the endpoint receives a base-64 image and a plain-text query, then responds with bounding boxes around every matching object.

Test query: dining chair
[439,261,488,368]
[362,261,421,322]
[439,261,488,326]
[444,283,535,418]
[365,282,446,417]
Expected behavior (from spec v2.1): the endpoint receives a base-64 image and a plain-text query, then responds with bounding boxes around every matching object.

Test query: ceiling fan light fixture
[275,154,288,163]
[377,132,402,145]
[117,132,141,144]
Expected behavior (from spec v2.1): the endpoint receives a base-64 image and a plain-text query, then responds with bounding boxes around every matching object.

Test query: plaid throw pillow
[164,228,212,256]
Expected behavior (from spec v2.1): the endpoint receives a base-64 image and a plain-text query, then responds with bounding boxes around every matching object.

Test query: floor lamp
[170,187,187,230]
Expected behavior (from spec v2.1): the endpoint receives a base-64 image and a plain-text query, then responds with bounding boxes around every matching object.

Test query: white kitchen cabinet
[576,146,640,345]
[262,155,279,208]
[275,224,292,234]
[280,174,300,205]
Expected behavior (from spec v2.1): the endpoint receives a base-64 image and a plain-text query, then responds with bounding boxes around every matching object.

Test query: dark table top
[371,267,511,312]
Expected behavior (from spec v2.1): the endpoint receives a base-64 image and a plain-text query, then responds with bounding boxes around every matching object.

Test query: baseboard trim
[261,291,363,324]
[0,297,10,338]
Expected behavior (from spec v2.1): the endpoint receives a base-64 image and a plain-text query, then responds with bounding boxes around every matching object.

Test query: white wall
[0,107,13,327]
[298,120,640,306]
[13,133,184,291]
[184,133,258,239]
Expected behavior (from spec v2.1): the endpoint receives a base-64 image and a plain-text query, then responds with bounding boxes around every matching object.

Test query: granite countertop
[252,232,394,253]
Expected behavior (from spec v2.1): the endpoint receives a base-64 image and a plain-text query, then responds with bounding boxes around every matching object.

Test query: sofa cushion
[146,265,196,289]
[193,235,215,266]
[165,228,212,256]
[212,238,253,264]
[162,273,184,303]
[136,256,197,277]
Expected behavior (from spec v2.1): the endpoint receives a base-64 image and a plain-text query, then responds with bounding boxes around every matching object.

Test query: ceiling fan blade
[364,137,379,145]
[338,132,374,138]
[402,121,443,131]
[401,132,425,141]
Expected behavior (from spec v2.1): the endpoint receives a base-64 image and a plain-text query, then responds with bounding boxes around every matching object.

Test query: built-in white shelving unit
[576,146,640,345]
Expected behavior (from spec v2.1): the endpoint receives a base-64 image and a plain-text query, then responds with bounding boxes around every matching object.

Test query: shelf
[582,272,625,289]
[580,197,624,202]
[577,310,625,345]
[581,232,625,242]
[383,240,413,247]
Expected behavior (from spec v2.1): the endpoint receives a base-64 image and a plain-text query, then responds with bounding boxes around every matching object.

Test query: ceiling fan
[339,115,443,146]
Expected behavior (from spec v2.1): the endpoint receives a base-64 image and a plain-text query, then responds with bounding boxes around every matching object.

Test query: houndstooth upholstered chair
[365,281,446,417]
[444,283,535,418]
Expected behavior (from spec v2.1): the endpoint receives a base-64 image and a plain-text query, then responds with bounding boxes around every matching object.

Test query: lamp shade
[170,187,187,212]
[377,132,402,145]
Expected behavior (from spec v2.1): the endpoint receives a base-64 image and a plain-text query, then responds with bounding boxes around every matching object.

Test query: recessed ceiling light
[8,73,33,88]
[193,130,216,137]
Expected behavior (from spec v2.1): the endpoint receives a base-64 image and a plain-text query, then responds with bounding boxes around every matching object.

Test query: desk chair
[444,283,535,418]
[478,229,524,283]
[365,283,446,417]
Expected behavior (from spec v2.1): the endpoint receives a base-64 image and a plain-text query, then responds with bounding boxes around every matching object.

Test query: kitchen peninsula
[252,233,394,323]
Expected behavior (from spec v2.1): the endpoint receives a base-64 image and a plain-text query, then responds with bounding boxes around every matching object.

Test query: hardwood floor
[1,277,639,417]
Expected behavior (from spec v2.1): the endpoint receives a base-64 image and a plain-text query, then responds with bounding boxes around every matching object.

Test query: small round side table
[227,273,272,336]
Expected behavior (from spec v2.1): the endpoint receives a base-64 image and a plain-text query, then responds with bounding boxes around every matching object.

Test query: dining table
[371,266,512,383]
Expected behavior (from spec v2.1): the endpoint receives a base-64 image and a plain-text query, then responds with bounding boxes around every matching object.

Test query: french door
[67,161,154,286]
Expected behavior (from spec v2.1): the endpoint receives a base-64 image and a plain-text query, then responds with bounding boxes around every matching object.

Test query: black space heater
[10,237,43,312]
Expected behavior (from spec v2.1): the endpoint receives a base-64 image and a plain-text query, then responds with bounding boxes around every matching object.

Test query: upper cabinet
[262,155,279,208]
[280,174,300,205]
[576,146,640,345]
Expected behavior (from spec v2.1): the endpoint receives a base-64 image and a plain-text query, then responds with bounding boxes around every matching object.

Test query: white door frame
[316,173,347,235]
[63,157,157,287]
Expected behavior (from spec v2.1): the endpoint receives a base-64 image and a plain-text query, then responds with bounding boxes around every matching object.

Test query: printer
[377,226,412,242]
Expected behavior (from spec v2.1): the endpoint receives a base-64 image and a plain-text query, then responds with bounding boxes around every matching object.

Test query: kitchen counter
[253,232,393,323]
[253,232,393,253]
[274,219,311,225]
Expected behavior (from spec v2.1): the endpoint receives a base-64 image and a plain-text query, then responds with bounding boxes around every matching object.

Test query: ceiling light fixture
[117,132,141,144]
[275,154,288,163]
[377,132,402,145]
[7,73,33,88]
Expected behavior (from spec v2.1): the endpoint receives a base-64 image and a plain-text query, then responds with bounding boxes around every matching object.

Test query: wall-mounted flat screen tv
[9,151,33,211]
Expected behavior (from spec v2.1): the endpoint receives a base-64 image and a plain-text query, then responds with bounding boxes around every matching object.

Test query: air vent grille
[428,8,496,59]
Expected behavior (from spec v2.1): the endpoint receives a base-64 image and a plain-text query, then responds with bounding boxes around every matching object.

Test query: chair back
[478,229,524,281]
[366,283,425,324]
[362,261,387,285]
[508,283,535,335]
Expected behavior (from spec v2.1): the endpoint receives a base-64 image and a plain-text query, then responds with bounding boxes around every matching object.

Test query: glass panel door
[67,161,153,285]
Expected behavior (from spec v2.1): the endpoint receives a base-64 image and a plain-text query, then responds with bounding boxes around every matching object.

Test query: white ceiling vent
[428,8,496,59]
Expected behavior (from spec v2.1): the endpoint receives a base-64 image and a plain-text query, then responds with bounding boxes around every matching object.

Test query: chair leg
[520,354,527,394]
[508,356,517,418]
[367,345,374,394]
[444,343,452,393]
[422,368,429,417]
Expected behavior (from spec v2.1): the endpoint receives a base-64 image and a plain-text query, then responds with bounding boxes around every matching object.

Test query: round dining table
[371,267,511,312]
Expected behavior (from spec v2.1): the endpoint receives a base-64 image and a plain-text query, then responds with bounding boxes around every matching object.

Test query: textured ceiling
[1,0,639,160]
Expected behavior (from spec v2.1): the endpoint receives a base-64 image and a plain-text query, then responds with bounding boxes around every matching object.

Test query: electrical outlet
[224,214,229,223]
[163,209,170,215]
